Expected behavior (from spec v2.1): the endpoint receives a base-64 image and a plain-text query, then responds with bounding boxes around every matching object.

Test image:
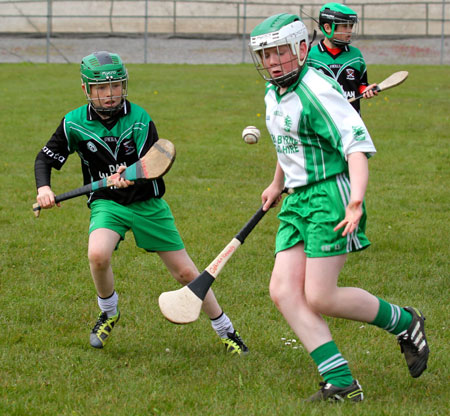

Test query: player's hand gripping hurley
[348,71,409,103]
[158,190,288,324]
[33,139,175,217]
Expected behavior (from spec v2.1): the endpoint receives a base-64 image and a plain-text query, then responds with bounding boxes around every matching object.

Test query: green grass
[0,63,448,415]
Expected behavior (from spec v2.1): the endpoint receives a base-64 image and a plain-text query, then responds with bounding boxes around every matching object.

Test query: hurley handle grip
[348,85,381,103]
[234,187,291,243]
[32,182,99,217]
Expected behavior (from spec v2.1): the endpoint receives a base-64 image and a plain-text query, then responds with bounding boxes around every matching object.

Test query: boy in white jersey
[34,51,248,355]
[249,14,429,402]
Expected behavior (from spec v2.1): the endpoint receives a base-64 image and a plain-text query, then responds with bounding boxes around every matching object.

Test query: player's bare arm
[334,152,368,236]
[262,162,285,211]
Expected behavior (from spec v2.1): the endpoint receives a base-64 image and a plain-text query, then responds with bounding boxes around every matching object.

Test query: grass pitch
[0,63,448,415]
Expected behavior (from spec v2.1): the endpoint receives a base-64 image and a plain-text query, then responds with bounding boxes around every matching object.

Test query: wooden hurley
[348,71,409,103]
[33,139,175,217]
[158,189,291,324]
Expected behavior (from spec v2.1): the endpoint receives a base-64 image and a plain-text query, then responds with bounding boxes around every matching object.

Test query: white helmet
[249,14,309,88]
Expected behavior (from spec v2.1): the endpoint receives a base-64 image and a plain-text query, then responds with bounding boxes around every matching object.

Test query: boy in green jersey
[34,51,248,355]
[307,2,378,114]
[249,14,429,402]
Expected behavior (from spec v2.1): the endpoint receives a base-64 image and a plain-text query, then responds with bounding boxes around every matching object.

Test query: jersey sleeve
[306,73,376,159]
[35,118,70,170]
[34,118,71,188]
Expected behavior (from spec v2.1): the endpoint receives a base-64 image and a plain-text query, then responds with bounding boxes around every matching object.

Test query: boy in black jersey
[34,51,248,354]
[308,2,378,114]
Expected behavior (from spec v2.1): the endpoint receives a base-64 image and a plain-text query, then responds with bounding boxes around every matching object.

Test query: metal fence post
[109,0,114,33]
[173,0,177,35]
[441,0,446,65]
[46,0,52,63]
[361,4,365,36]
[236,3,240,35]
[144,0,149,64]
[241,0,247,63]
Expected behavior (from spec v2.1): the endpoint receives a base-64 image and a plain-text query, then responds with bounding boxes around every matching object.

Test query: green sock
[310,341,353,388]
[370,297,413,335]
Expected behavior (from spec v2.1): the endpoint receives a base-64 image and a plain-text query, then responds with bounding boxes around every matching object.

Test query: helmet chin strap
[330,37,351,47]
[90,100,124,118]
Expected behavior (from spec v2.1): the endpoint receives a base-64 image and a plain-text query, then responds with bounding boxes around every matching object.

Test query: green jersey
[35,101,164,205]
[264,66,376,189]
[307,40,369,113]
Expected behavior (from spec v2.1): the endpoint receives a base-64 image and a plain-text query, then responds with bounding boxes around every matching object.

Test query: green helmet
[80,51,128,116]
[249,14,309,88]
[319,3,358,46]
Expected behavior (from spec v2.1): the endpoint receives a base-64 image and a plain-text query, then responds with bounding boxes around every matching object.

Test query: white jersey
[265,66,376,189]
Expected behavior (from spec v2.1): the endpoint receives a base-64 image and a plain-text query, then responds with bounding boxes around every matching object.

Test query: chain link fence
[0,0,448,64]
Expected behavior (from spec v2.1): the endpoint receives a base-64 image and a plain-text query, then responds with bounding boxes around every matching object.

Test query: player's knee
[175,266,197,285]
[269,273,290,307]
[305,290,333,315]
[88,248,111,270]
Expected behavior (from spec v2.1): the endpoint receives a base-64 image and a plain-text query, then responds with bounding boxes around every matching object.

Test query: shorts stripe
[336,173,363,252]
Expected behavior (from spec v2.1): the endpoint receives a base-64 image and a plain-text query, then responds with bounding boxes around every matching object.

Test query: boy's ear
[299,41,309,65]
[324,23,332,35]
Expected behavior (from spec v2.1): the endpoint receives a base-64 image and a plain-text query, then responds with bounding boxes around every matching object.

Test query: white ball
[242,126,260,144]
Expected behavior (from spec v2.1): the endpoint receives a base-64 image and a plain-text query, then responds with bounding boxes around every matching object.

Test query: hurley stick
[348,71,409,103]
[33,139,175,217]
[158,190,289,324]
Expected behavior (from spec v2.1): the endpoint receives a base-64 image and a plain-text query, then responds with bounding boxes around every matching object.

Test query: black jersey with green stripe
[307,40,369,113]
[35,100,165,206]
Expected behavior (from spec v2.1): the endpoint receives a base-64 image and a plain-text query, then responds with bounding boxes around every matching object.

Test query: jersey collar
[318,39,349,56]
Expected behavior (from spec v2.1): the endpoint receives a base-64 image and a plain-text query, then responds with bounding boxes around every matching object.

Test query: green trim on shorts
[275,173,370,258]
[89,198,185,252]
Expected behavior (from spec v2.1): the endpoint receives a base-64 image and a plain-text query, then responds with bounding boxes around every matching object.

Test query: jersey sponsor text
[272,134,299,154]
[42,146,66,163]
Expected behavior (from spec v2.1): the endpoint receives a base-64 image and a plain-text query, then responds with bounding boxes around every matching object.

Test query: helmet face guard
[249,14,309,88]
[319,2,358,46]
[80,51,128,116]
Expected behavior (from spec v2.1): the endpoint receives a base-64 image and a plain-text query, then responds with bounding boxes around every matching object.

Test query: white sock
[211,312,234,339]
[97,291,119,318]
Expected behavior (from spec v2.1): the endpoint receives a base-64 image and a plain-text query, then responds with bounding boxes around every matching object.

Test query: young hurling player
[249,14,429,402]
[34,51,248,355]
[307,3,377,114]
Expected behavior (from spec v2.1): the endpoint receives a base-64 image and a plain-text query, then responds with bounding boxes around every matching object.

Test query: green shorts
[89,198,185,252]
[276,173,370,258]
